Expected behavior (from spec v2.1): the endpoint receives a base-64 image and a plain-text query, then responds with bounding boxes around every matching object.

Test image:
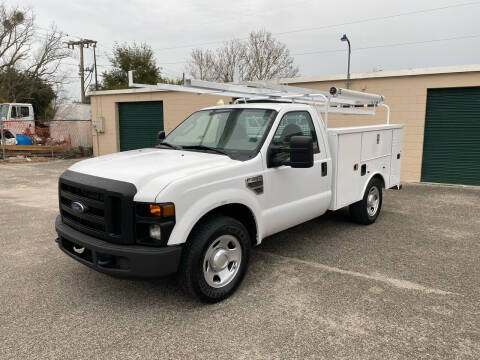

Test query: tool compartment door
[361,129,392,162]
[390,128,403,187]
[336,132,362,208]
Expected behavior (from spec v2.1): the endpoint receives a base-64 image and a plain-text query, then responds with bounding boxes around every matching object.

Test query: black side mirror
[289,136,314,168]
[157,131,165,144]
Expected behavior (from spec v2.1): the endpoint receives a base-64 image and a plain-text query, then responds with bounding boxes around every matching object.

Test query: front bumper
[55,216,182,278]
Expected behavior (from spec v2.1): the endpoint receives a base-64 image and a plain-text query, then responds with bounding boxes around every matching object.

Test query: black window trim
[20,106,29,117]
[268,110,320,154]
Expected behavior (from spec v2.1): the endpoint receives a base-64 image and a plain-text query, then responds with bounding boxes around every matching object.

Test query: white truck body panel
[258,105,332,238]
[327,124,404,210]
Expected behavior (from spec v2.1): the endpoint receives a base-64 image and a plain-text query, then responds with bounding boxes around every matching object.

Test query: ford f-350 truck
[55,80,403,302]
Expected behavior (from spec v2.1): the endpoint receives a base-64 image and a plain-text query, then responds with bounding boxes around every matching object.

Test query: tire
[349,177,383,225]
[179,215,251,303]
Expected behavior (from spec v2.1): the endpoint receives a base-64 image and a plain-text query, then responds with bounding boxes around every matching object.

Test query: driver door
[262,110,330,236]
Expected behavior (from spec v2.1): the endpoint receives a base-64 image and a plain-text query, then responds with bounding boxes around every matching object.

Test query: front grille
[60,183,108,234]
[59,170,137,244]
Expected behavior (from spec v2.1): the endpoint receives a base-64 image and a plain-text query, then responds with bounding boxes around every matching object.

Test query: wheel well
[192,204,258,245]
[372,174,386,188]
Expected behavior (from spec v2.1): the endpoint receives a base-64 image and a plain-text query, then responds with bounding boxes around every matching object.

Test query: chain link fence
[1,119,93,160]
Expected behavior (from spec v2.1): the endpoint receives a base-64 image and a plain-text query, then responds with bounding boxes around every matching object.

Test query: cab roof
[0,103,33,106]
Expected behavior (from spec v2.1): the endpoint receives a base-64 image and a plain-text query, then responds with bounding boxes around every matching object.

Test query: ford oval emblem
[71,201,87,214]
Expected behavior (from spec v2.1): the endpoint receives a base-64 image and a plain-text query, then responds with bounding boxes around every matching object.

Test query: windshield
[164,108,276,160]
[0,104,8,118]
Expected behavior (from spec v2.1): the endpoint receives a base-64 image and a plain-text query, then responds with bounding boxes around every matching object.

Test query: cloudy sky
[15,0,480,101]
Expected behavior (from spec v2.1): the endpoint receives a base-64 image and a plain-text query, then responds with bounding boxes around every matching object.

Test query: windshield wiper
[157,142,181,150]
[181,145,228,156]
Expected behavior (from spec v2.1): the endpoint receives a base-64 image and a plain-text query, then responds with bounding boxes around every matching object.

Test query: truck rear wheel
[349,177,383,225]
[179,215,250,302]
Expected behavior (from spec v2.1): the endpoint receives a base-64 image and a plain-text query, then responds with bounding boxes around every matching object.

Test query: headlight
[149,224,162,240]
[135,202,175,246]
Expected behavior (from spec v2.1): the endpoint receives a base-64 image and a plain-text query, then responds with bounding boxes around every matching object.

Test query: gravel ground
[1,159,479,360]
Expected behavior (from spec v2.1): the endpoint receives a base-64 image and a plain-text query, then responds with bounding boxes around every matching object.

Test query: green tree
[101,43,167,90]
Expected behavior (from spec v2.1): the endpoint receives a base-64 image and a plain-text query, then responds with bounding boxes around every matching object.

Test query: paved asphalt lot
[1,159,479,360]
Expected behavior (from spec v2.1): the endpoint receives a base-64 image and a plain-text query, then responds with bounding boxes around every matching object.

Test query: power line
[35,25,84,40]
[156,32,480,66]
[154,0,480,52]
[293,33,480,57]
[275,1,480,37]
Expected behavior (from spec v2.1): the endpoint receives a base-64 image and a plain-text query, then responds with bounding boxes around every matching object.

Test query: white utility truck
[55,74,403,302]
[0,103,35,141]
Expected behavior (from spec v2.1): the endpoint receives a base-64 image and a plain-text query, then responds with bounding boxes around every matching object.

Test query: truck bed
[327,124,404,210]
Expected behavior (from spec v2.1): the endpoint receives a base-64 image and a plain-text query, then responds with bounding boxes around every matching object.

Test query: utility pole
[93,43,98,91]
[67,39,97,103]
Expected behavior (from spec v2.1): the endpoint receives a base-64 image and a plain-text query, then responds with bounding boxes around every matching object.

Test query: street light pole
[341,34,351,89]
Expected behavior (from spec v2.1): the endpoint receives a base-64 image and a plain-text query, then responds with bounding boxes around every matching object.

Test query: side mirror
[157,131,165,144]
[268,136,314,168]
[289,136,314,168]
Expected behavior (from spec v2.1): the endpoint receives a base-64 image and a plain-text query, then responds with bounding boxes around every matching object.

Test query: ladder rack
[127,71,390,124]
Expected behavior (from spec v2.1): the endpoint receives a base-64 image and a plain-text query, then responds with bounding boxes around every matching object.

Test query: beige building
[90,64,480,185]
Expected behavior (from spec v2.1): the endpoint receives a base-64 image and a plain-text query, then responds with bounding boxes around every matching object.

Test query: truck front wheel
[349,177,383,225]
[179,216,251,302]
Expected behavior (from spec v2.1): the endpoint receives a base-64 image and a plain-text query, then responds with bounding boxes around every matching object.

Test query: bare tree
[185,48,217,81]
[0,5,34,70]
[185,30,299,82]
[240,30,298,81]
[0,5,68,79]
[214,39,244,82]
[28,25,69,81]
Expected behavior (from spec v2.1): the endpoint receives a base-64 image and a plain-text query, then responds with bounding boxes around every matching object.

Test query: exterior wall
[90,91,229,157]
[288,72,480,182]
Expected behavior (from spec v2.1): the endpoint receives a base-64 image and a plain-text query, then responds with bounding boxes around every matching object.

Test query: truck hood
[69,148,236,199]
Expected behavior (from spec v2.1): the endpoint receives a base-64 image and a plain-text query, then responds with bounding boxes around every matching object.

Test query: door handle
[321,162,327,176]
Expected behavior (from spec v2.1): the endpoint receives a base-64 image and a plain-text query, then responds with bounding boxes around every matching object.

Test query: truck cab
[55,82,403,302]
[0,103,35,121]
[0,103,35,136]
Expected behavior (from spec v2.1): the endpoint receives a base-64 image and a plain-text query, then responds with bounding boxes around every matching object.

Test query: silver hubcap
[203,235,242,288]
[367,186,380,217]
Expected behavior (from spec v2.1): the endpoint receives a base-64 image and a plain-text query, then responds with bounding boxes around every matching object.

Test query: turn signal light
[148,203,175,218]
[149,204,162,217]
[162,204,175,217]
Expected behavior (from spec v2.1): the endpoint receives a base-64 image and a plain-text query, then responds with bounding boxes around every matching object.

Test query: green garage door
[118,101,163,151]
[421,87,480,186]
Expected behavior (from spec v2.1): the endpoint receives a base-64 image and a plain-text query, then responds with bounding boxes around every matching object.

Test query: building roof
[280,64,480,84]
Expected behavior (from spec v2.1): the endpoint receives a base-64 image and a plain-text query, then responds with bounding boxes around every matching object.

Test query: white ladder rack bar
[329,87,384,104]
[241,81,355,106]
[127,70,386,118]
[186,79,295,98]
